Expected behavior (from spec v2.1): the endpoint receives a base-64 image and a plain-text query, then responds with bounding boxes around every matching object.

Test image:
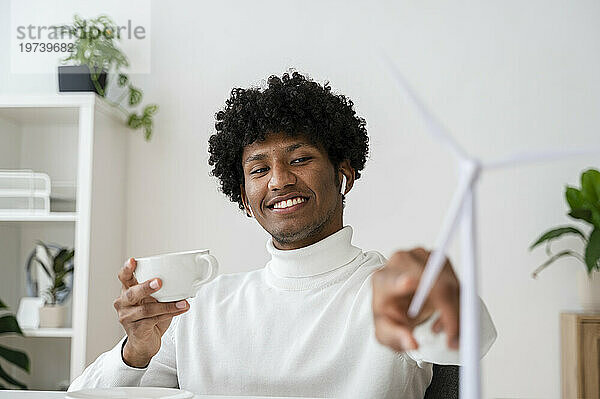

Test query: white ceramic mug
[134,249,219,302]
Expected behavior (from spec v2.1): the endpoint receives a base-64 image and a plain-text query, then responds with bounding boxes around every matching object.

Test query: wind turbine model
[382,54,600,399]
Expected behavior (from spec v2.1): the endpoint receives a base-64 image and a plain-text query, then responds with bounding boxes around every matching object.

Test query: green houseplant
[32,242,75,328]
[0,298,30,389]
[57,14,159,141]
[530,168,600,278]
[530,168,600,310]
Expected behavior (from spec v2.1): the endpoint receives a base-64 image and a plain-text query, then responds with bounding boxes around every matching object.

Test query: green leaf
[52,249,69,273]
[531,250,582,278]
[0,345,30,372]
[567,170,600,229]
[568,209,593,224]
[127,114,143,129]
[530,226,587,250]
[53,248,74,275]
[0,363,27,389]
[117,73,129,87]
[143,104,158,117]
[581,169,600,205]
[585,228,600,274]
[128,87,142,106]
[566,187,587,212]
[0,315,23,336]
[144,124,153,141]
[594,213,600,230]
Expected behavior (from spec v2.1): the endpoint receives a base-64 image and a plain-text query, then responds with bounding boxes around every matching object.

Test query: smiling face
[240,132,354,250]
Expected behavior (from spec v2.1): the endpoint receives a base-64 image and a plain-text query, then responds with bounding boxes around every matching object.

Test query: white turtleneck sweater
[69,226,496,398]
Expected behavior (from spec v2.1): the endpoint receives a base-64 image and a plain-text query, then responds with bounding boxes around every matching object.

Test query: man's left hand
[372,248,460,352]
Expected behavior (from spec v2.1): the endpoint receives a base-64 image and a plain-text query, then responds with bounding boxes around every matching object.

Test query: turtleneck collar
[264,226,363,290]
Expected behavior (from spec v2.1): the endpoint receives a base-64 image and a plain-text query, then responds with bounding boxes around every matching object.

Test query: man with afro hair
[70,71,496,398]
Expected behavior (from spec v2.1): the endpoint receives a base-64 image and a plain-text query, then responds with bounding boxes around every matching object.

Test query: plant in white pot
[32,242,75,328]
[530,168,600,311]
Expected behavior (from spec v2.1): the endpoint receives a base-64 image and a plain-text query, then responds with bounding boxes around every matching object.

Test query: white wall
[2,1,600,397]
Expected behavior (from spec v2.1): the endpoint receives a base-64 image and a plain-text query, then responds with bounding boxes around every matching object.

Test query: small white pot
[576,269,600,312]
[39,304,66,328]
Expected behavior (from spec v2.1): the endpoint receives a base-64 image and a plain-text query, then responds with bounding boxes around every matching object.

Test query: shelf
[22,328,73,338]
[0,93,123,125]
[0,93,95,108]
[0,212,77,222]
[0,190,49,197]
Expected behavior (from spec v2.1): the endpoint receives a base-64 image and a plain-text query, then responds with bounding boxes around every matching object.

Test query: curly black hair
[208,71,369,211]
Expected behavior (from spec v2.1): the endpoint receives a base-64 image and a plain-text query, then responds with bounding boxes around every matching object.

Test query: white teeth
[273,197,305,209]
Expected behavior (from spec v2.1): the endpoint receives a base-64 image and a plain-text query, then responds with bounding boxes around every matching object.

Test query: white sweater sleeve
[68,319,179,391]
[405,297,497,367]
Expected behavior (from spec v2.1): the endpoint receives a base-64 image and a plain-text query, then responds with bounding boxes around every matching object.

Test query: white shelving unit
[22,328,74,338]
[0,213,78,222]
[0,93,129,390]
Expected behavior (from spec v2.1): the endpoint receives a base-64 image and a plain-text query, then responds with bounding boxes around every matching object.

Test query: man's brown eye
[250,167,268,175]
[292,157,311,164]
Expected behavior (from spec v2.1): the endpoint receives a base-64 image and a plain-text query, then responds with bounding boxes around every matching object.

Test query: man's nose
[268,162,296,191]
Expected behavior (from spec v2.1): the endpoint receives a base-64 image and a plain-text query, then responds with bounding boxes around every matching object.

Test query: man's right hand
[114,258,190,368]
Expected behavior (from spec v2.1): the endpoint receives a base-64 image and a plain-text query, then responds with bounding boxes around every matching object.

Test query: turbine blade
[408,162,479,317]
[380,51,468,160]
[484,147,600,170]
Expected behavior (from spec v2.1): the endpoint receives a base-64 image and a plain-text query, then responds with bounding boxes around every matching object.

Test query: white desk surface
[0,391,317,399]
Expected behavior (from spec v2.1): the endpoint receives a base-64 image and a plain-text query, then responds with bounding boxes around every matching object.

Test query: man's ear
[338,160,355,196]
[240,184,253,218]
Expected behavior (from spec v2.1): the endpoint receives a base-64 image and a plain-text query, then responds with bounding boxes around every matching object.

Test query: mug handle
[191,254,219,293]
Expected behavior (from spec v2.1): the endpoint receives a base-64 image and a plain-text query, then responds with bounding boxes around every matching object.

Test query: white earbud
[248,204,254,218]
[340,175,347,195]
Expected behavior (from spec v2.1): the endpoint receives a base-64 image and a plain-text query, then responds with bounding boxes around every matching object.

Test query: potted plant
[530,168,600,310]
[56,14,159,141]
[0,298,30,389]
[32,242,75,328]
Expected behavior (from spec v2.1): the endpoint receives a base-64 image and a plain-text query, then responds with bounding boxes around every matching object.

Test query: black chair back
[423,364,459,399]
